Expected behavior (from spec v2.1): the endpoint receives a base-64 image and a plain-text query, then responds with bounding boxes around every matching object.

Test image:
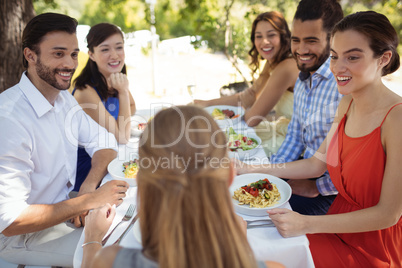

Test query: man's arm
[78,149,117,195]
[316,172,338,196]
[74,103,119,195]
[72,148,118,227]
[2,179,128,236]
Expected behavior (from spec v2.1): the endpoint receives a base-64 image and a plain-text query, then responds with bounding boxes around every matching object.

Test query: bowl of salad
[107,157,139,186]
[226,127,261,160]
[204,105,244,128]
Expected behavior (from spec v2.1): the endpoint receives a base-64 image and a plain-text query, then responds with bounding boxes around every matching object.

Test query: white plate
[226,130,262,161]
[130,105,172,137]
[130,115,149,137]
[229,173,292,217]
[107,158,138,187]
[204,105,244,128]
[132,220,142,244]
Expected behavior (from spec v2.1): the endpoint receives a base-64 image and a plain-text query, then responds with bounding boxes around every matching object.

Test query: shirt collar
[298,57,332,82]
[312,57,332,80]
[18,72,65,117]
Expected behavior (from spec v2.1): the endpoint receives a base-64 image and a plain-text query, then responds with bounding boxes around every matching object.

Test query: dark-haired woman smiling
[72,23,136,192]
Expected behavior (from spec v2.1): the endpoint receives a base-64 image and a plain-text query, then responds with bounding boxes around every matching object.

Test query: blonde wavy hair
[137,105,258,268]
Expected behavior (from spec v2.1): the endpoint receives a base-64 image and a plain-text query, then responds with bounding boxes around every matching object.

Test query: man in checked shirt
[237,0,344,215]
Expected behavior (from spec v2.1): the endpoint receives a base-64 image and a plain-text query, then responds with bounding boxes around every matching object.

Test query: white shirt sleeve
[64,100,118,158]
[0,117,31,233]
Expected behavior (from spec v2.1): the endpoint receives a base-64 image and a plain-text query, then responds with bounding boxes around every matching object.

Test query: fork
[102,204,135,245]
[246,219,276,229]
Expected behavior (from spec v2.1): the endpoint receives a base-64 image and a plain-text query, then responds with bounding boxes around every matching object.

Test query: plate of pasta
[204,105,244,128]
[229,173,291,216]
[107,157,139,187]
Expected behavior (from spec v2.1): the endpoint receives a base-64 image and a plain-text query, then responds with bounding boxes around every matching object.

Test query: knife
[113,214,139,245]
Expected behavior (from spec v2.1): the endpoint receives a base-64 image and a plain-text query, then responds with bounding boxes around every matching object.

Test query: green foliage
[33,0,85,19]
[33,0,58,10]
[79,0,148,32]
[34,0,402,59]
[343,0,402,54]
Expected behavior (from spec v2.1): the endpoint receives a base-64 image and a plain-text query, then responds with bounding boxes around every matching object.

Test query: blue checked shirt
[270,57,343,195]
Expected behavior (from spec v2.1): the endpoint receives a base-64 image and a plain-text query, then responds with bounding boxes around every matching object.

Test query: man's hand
[71,178,102,227]
[287,179,319,198]
[72,180,129,227]
[93,180,129,207]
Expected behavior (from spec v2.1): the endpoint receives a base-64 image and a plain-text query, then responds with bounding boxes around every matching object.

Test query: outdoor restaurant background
[71,29,402,110]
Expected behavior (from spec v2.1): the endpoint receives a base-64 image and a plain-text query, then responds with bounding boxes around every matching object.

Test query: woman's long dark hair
[248,11,292,76]
[73,23,126,100]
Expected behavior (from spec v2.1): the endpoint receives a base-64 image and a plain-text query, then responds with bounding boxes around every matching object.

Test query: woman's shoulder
[73,84,102,103]
[382,98,402,126]
[277,57,297,68]
[336,95,353,117]
[113,247,158,268]
[382,98,402,151]
[272,57,298,76]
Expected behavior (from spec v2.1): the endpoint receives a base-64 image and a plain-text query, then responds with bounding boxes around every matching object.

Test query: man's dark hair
[22,13,78,68]
[294,0,344,34]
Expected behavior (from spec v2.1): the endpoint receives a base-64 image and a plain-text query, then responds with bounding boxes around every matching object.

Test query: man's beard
[296,42,330,73]
[36,57,75,91]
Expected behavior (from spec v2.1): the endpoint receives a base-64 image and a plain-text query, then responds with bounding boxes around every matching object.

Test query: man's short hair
[22,13,78,68]
[294,0,344,34]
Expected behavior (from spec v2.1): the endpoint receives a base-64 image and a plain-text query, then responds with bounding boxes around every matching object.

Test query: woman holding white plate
[81,106,284,268]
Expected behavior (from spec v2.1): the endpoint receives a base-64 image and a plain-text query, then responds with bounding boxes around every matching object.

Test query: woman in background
[195,11,298,155]
[238,11,402,267]
[81,106,284,268]
[72,23,136,192]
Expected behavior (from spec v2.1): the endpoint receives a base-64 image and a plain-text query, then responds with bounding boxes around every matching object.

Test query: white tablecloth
[73,182,314,268]
[73,110,315,268]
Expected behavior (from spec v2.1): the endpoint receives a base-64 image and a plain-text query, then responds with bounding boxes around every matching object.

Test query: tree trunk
[0,0,35,93]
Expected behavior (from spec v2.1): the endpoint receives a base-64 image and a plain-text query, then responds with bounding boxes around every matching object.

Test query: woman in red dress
[237,11,402,267]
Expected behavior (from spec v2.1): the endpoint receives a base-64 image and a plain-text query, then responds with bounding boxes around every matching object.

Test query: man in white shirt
[0,13,128,267]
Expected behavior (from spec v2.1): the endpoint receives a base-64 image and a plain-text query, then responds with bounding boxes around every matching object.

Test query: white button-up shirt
[0,73,117,233]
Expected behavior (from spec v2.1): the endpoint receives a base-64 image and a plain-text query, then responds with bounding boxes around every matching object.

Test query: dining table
[73,107,315,268]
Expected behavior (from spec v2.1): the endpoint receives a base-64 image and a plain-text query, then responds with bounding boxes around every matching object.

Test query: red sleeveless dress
[307,102,402,268]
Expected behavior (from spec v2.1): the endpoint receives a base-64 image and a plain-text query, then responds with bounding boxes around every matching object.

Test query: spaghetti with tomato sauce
[233,178,281,208]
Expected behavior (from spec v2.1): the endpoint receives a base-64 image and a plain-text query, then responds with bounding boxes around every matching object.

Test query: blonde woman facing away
[237,11,402,267]
[81,106,284,268]
[195,11,298,155]
[72,23,136,192]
